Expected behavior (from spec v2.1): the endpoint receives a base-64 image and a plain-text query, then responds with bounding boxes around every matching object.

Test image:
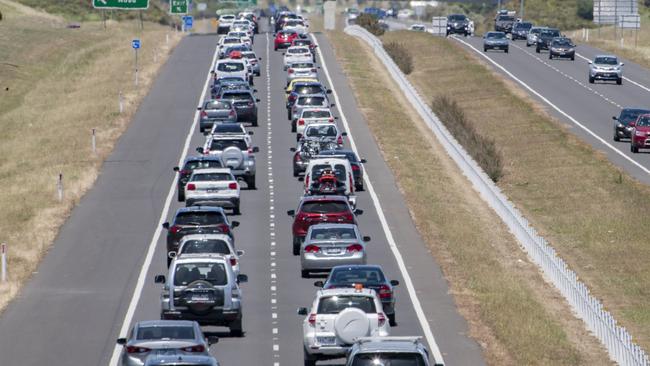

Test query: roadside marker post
[119,91,124,113]
[92,128,97,154]
[1,243,6,283]
[132,39,141,87]
[57,173,63,202]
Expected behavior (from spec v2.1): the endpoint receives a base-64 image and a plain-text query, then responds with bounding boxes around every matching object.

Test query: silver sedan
[300,223,369,278]
[117,320,217,366]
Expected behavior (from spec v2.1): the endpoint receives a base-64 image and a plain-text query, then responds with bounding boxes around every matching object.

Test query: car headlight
[635,130,646,137]
[617,123,624,128]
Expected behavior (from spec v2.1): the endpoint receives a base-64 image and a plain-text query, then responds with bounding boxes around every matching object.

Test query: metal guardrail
[344,24,649,366]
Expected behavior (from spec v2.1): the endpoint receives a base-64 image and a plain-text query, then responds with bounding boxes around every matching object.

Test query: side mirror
[313,280,324,287]
[197,107,202,111]
[334,116,339,120]
[282,53,286,56]
[298,176,304,182]
[285,90,291,94]
[354,209,364,215]
[162,222,170,229]
[210,70,216,74]
[168,251,177,259]
[258,57,263,60]
[256,98,261,102]
[612,116,618,121]
[327,89,332,94]
[360,158,367,164]
[173,166,180,172]
[207,336,219,345]
[341,132,348,136]
[154,275,166,284]
[363,236,371,242]
[196,147,204,154]
[390,280,400,286]
[330,103,336,107]
[236,250,245,256]
[252,146,260,153]
[620,63,625,66]
[237,274,248,283]
[248,131,254,135]
[253,89,258,93]
[116,338,127,345]
[588,61,593,64]
[231,221,240,228]
[317,66,322,69]
[290,147,297,152]
[297,307,308,316]
[287,209,295,216]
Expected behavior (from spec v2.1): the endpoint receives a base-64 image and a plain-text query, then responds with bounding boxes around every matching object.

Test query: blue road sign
[132,39,141,49]
[183,15,193,29]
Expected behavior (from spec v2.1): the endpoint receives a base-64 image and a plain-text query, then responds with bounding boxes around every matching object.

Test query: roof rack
[355,336,423,344]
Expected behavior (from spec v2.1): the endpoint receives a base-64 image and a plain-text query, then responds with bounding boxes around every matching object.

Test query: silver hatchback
[300,223,370,278]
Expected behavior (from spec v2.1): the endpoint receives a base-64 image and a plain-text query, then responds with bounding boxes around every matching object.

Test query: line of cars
[272,10,435,366]
[115,11,263,366]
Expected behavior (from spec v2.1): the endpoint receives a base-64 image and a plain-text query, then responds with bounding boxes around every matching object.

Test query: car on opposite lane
[300,224,369,278]
[526,26,543,47]
[494,13,516,33]
[512,21,533,40]
[548,37,576,60]
[613,108,650,141]
[483,31,509,53]
[589,55,624,85]
[630,114,650,153]
[536,28,561,53]
[446,14,470,36]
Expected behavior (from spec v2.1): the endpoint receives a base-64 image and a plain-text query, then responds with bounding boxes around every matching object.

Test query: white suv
[298,287,390,365]
[155,255,247,336]
[184,168,241,214]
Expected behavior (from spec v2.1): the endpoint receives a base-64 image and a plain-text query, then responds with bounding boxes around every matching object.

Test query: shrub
[431,96,504,182]
[384,41,413,74]
[356,13,385,36]
[576,0,593,20]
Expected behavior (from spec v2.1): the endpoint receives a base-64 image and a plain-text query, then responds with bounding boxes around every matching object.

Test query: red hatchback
[274,30,299,51]
[630,114,650,153]
[287,195,363,255]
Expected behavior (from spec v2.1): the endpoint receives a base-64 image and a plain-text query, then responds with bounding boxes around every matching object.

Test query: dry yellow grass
[327,30,610,365]
[0,1,181,311]
[379,30,650,352]
[568,25,650,69]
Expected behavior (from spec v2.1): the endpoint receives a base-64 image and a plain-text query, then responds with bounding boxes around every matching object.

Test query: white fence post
[1,243,6,283]
[57,173,63,202]
[119,91,124,114]
[91,128,97,154]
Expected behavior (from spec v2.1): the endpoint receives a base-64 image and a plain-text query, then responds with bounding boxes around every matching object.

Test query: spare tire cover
[222,146,244,169]
[182,280,218,315]
[334,307,370,345]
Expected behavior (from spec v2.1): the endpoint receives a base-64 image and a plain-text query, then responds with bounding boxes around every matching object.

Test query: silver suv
[155,255,248,336]
[346,337,434,366]
[197,136,258,189]
[589,55,624,85]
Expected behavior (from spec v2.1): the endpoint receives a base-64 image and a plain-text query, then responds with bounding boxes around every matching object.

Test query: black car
[218,89,260,126]
[512,21,533,40]
[446,14,469,36]
[174,156,224,201]
[163,206,239,265]
[210,77,247,99]
[613,108,650,141]
[315,265,400,326]
[536,28,561,53]
[317,149,367,191]
[495,14,516,33]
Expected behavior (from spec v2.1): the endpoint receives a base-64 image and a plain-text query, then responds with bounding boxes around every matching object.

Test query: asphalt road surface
[0,22,485,366]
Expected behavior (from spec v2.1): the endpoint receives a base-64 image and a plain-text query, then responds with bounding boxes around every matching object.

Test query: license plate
[206,188,222,193]
[326,248,342,254]
[192,295,210,301]
[317,336,336,345]
[559,52,566,55]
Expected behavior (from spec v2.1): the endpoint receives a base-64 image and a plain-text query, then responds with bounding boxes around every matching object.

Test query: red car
[274,30,299,51]
[287,195,363,255]
[630,114,650,153]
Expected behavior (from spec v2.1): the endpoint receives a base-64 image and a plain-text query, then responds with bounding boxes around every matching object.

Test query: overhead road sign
[170,0,188,14]
[92,0,149,10]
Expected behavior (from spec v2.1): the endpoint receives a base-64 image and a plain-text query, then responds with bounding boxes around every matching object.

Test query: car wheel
[199,127,205,133]
[252,117,258,127]
[526,42,531,47]
[356,183,364,192]
[230,318,244,337]
[291,120,297,133]
[293,163,300,177]
[301,269,309,278]
[246,175,256,190]
[614,134,620,142]
[589,76,595,84]
[178,189,185,202]
[166,256,173,267]
[388,313,396,327]
[536,47,540,53]
[505,47,509,53]
[617,78,623,85]
[293,237,301,255]
[274,46,278,51]
[571,56,575,61]
[287,110,292,120]
[631,144,639,153]
[233,205,241,215]
[483,47,487,52]
[549,53,553,59]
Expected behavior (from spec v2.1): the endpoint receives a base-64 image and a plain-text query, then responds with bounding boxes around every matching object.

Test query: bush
[356,13,385,36]
[431,96,504,182]
[576,0,593,20]
[384,41,413,74]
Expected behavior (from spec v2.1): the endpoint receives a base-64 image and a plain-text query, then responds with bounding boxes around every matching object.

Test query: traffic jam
[115,9,432,366]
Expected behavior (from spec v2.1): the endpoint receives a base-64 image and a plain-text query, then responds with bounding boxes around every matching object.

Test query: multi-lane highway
[388,19,650,185]
[0,20,484,365]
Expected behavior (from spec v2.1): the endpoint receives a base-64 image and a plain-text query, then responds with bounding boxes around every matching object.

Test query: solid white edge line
[452,36,650,177]
[310,34,446,366]
[107,40,220,366]
[574,51,650,93]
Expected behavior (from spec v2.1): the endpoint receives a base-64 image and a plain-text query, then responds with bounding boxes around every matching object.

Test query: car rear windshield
[217,62,244,72]
[320,150,358,162]
[552,38,572,46]
[221,15,235,20]
[183,160,223,171]
[242,53,257,59]
[204,101,231,110]
[317,295,376,314]
[351,353,427,366]
[306,125,337,137]
[214,124,243,133]
[301,201,349,213]
[515,22,532,30]
[209,139,247,151]
[190,173,233,182]
[223,38,240,44]
[174,262,228,286]
[595,56,618,65]
[329,267,386,286]
[181,239,231,255]
[448,14,466,21]
[298,96,325,106]
[310,227,357,240]
[541,29,560,37]
[620,110,650,124]
[498,15,515,21]
[288,47,309,54]
[291,62,314,68]
[136,325,195,340]
[221,92,252,101]
[174,212,226,226]
[303,110,330,118]
[295,85,324,94]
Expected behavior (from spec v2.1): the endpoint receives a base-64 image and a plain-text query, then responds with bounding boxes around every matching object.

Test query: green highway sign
[170,0,188,14]
[92,0,149,10]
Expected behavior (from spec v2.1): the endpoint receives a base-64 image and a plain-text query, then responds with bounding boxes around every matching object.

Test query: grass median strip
[327,30,609,365]
[0,1,181,312]
[380,29,650,353]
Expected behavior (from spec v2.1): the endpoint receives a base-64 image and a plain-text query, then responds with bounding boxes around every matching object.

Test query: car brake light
[186,183,196,191]
[288,68,294,74]
[228,182,238,189]
[337,136,343,145]
[305,244,321,253]
[230,257,237,266]
[229,110,235,117]
[351,165,360,171]
[218,223,230,234]
[305,175,310,187]
[378,284,392,299]
[346,244,363,253]
[378,313,386,327]
[200,111,207,118]
[298,118,305,126]
[328,117,334,123]
[288,95,296,102]
[126,346,151,354]
[169,225,181,234]
[311,68,317,72]
[308,313,316,326]
[181,344,206,353]
[294,153,301,162]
